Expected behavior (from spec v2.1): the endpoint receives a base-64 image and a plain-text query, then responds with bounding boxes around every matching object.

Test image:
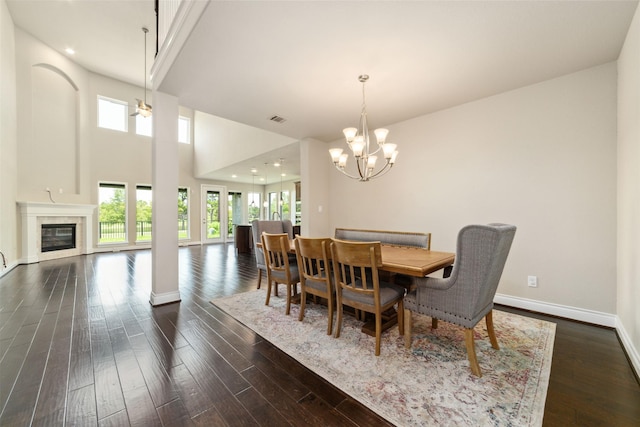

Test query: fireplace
[41,224,76,252]
[18,202,96,263]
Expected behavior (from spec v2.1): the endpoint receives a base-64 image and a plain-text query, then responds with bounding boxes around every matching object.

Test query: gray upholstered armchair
[403,223,516,377]
[251,220,294,289]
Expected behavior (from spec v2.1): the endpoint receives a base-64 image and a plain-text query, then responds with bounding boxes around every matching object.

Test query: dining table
[271,238,455,278]
[260,238,455,336]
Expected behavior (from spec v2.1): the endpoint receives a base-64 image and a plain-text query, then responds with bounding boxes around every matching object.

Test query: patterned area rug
[212,289,555,426]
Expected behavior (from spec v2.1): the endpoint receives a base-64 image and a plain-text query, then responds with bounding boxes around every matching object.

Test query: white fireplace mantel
[18,201,97,263]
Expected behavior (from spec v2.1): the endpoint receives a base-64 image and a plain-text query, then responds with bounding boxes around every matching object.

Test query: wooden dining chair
[330,239,406,356]
[251,220,294,289]
[261,232,300,315]
[295,237,335,335]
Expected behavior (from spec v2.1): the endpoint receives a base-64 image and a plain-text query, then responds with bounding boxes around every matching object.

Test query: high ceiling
[7,1,639,184]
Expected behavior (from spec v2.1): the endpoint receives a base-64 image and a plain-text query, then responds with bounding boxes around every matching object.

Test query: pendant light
[132,27,152,117]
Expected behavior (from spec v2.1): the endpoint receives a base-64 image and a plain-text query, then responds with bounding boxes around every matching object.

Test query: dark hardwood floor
[0,244,638,426]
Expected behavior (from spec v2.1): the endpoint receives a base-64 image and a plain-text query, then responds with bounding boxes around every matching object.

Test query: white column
[150,91,180,306]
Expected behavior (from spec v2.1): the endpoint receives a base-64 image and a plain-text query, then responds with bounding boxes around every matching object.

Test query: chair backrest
[334,228,431,249]
[261,232,295,282]
[330,239,383,298]
[295,237,333,290]
[448,223,517,311]
[252,220,294,268]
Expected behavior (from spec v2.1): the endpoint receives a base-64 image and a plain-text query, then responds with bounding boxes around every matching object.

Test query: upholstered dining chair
[295,237,335,335]
[403,223,516,377]
[251,219,294,289]
[330,239,406,356]
[261,232,300,316]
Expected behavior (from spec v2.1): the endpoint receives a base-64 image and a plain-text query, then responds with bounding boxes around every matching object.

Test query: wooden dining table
[272,239,455,278]
[378,244,454,277]
[262,238,456,336]
[258,240,456,336]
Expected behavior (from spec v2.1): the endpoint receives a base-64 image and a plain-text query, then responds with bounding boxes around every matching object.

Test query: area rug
[212,289,555,426]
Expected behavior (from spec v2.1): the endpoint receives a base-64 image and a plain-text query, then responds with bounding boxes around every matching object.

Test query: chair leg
[257,269,262,289]
[265,280,272,306]
[375,312,382,356]
[397,299,404,336]
[298,289,306,321]
[432,318,438,329]
[326,296,334,336]
[285,283,292,315]
[334,304,343,338]
[486,310,500,350]
[464,328,482,377]
[404,309,412,349]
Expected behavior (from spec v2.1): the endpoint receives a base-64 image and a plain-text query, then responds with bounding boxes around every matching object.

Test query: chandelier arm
[355,157,366,180]
[367,160,394,180]
[333,164,366,181]
[368,145,383,156]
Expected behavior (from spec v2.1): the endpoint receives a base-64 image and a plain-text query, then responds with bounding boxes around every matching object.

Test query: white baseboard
[495,293,640,379]
[494,294,616,327]
[94,244,151,253]
[615,317,640,380]
[149,290,181,306]
[0,261,19,278]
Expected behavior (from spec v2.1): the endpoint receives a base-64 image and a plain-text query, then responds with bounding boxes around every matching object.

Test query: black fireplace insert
[41,224,76,252]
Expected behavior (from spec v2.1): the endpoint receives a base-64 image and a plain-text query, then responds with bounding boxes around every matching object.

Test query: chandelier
[329,75,398,182]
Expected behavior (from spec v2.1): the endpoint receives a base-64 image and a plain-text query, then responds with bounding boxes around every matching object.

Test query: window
[98,183,127,243]
[269,192,278,220]
[281,190,290,221]
[178,116,190,143]
[248,192,261,223]
[136,185,152,242]
[98,96,128,132]
[136,114,152,137]
[228,192,243,238]
[178,187,189,239]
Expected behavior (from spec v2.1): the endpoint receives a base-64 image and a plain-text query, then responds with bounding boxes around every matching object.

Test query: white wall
[301,138,330,237]
[0,0,18,275]
[617,5,640,375]
[193,111,297,178]
[328,63,618,316]
[10,28,266,254]
[14,29,90,205]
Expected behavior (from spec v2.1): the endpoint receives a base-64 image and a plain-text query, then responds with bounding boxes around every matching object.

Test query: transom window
[136,114,152,137]
[178,116,190,143]
[97,96,128,132]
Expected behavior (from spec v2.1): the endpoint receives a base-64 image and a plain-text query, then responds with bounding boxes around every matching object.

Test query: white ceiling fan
[131,27,151,118]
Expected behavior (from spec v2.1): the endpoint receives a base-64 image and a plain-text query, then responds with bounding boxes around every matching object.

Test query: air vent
[269,115,286,123]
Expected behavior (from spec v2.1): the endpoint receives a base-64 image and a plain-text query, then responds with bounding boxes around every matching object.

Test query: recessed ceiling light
[232,174,237,178]
[65,48,75,55]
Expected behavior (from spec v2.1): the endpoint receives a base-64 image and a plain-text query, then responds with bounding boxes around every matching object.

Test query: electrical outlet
[527,276,538,287]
